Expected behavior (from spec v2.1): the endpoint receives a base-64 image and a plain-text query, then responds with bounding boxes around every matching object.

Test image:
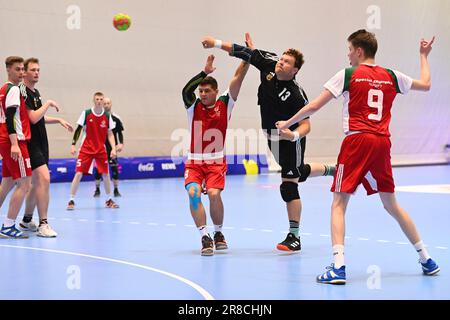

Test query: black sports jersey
[249,49,309,132]
[20,84,49,153]
[105,113,124,150]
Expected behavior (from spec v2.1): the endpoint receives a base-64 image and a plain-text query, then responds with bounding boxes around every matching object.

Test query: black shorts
[268,138,306,180]
[27,140,49,170]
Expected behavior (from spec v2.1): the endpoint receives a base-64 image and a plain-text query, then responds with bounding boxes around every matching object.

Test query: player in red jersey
[67,92,119,210]
[0,56,52,238]
[276,30,439,283]
[182,55,249,256]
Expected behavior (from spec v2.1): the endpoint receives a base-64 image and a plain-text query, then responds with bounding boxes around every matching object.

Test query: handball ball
[113,13,131,31]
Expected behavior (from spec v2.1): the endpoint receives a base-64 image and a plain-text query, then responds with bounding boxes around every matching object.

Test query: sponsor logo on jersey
[266,72,275,81]
[100,120,107,128]
[161,163,177,170]
[138,163,154,172]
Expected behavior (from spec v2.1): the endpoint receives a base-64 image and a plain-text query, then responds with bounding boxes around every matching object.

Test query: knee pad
[186,182,202,210]
[298,164,311,183]
[280,181,300,202]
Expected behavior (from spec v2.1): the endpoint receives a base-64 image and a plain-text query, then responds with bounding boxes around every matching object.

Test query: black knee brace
[298,164,311,183]
[280,181,300,202]
[110,159,119,180]
[94,169,102,181]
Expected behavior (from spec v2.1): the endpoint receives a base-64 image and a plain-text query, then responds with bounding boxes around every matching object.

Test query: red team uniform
[324,64,413,195]
[0,82,32,179]
[75,108,115,175]
[184,90,235,190]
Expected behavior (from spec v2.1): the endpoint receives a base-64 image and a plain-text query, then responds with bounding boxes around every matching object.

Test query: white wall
[0,0,449,164]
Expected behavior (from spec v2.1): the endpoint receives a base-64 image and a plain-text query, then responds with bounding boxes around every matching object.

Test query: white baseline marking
[0,245,214,300]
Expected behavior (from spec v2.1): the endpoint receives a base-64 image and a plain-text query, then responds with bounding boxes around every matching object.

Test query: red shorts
[76,151,109,175]
[0,141,32,180]
[331,133,395,195]
[184,160,227,190]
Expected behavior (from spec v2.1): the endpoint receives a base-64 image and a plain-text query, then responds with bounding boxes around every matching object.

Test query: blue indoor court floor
[0,165,449,300]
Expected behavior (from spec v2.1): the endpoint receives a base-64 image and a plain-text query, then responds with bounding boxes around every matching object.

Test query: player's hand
[60,119,74,132]
[116,144,123,153]
[420,36,435,57]
[10,144,21,161]
[201,36,216,49]
[110,149,117,159]
[278,128,294,141]
[46,100,60,112]
[70,145,77,156]
[245,32,254,49]
[275,120,289,130]
[204,55,216,74]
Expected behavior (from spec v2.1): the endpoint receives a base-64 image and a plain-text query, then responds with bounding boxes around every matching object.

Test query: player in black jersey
[93,97,124,197]
[202,34,335,252]
[0,57,73,237]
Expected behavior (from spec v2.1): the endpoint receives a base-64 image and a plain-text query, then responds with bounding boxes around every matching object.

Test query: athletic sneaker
[0,224,29,239]
[201,235,214,256]
[37,224,58,238]
[421,258,440,276]
[67,200,75,210]
[316,264,346,285]
[19,220,38,232]
[213,231,228,250]
[113,188,121,197]
[105,199,120,208]
[277,232,301,252]
[93,188,101,197]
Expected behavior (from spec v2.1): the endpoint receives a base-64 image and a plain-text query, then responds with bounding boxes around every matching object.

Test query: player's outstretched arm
[411,36,435,91]
[182,55,216,108]
[276,90,335,130]
[202,34,254,64]
[229,61,250,101]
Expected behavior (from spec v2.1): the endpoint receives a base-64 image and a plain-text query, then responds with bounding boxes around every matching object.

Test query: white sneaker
[37,224,58,238]
[19,220,38,232]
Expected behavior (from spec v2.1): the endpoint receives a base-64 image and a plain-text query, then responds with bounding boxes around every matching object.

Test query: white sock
[3,218,15,228]
[198,225,208,237]
[414,240,431,263]
[69,195,75,201]
[333,244,345,268]
[105,193,112,201]
[214,224,223,233]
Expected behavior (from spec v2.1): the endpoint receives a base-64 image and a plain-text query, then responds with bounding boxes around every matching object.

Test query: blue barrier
[0,154,267,183]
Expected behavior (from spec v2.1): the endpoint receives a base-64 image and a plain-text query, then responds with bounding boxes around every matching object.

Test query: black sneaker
[201,235,214,256]
[213,231,228,250]
[276,233,301,252]
[93,188,100,197]
[114,188,121,197]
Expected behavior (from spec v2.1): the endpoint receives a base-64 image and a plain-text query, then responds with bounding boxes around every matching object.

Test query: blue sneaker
[421,258,440,276]
[316,264,346,285]
[0,224,29,239]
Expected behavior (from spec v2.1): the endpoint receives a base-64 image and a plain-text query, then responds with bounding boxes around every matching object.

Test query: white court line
[96,220,105,223]
[396,242,409,245]
[242,228,254,231]
[261,229,273,233]
[0,245,214,300]
[78,219,88,222]
[436,246,448,250]
[319,234,330,238]
[61,218,72,221]
[377,240,391,243]
[300,232,312,236]
[184,224,195,228]
[112,221,121,224]
[358,238,370,241]
[129,222,141,225]
[165,224,176,227]
[147,222,159,226]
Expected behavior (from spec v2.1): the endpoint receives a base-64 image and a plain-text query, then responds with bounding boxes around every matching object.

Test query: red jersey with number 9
[324,64,413,137]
